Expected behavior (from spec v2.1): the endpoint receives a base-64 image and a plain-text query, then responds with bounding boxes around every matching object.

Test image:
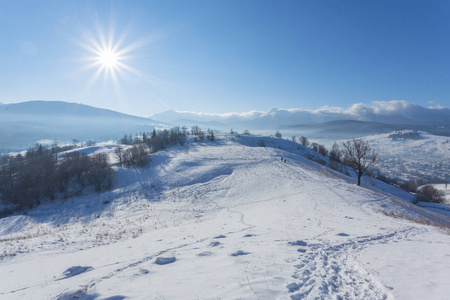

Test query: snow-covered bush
[119,144,151,167]
[416,185,445,203]
[0,145,115,210]
[86,153,115,192]
[400,180,418,193]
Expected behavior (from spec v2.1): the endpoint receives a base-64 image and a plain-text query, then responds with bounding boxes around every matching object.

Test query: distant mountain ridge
[0,101,163,153]
[150,102,450,128]
[2,100,450,153]
[150,101,450,137]
[1,100,145,119]
[283,120,450,139]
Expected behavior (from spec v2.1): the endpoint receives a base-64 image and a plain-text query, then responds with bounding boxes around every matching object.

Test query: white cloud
[428,104,445,109]
[154,100,449,126]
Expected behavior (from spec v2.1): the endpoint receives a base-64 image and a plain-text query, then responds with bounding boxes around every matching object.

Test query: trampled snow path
[287,226,427,300]
[0,135,449,300]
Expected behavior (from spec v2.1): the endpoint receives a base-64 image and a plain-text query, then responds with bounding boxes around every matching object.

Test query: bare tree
[318,144,328,156]
[300,136,310,147]
[310,142,319,152]
[342,139,378,186]
[329,142,341,162]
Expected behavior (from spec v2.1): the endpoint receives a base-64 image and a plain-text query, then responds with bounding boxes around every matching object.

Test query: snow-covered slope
[0,135,449,300]
[364,132,449,181]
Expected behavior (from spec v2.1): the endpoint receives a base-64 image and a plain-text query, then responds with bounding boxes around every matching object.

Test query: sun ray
[73,14,163,97]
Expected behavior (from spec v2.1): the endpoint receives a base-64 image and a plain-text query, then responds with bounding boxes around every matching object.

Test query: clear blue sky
[0,0,449,116]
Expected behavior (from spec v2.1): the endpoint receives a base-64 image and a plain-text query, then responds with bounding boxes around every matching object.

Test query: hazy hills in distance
[0,101,163,153]
[150,101,450,138]
[1,100,449,153]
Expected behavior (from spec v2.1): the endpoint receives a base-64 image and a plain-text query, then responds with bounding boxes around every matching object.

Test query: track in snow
[286,226,427,300]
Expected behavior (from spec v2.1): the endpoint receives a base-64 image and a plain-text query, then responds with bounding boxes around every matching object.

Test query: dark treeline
[389,130,422,140]
[0,125,218,214]
[119,126,187,150]
[117,127,187,168]
[0,144,114,211]
[118,126,215,157]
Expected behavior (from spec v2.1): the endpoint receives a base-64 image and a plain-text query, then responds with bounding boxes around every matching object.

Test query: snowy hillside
[362,131,449,182]
[0,135,449,300]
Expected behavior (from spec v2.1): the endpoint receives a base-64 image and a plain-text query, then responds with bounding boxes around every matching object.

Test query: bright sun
[77,24,149,85]
[98,49,119,67]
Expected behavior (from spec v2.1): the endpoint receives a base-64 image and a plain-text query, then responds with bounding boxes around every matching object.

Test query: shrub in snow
[329,142,342,162]
[118,144,151,167]
[318,144,328,156]
[416,185,445,204]
[300,136,310,147]
[400,180,418,193]
[0,145,115,210]
[376,172,398,186]
[207,132,215,141]
[329,160,341,172]
[86,153,115,192]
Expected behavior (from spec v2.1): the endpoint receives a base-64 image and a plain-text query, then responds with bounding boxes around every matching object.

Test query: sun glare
[77,24,148,87]
[98,49,119,67]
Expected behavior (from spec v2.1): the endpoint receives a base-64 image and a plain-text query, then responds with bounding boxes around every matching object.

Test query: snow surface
[360,132,449,181]
[0,135,449,300]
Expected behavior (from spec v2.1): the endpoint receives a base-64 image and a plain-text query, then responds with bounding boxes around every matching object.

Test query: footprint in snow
[209,241,221,247]
[60,266,92,279]
[154,257,176,265]
[197,251,213,257]
[337,233,350,237]
[57,290,125,300]
[57,289,96,300]
[288,240,308,247]
[230,250,250,256]
[287,282,302,293]
[214,234,227,239]
[243,234,255,238]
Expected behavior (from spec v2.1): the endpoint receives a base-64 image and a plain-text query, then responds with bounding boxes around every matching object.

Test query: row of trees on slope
[119,126,215,149]
[0,126,217,213]
[117,126,217,167]
[0,145,114,210]
[274,133,378,187]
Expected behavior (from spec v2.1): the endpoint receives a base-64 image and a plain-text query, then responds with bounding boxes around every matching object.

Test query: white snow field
[0,135,449,300]
[363,131,450,182]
